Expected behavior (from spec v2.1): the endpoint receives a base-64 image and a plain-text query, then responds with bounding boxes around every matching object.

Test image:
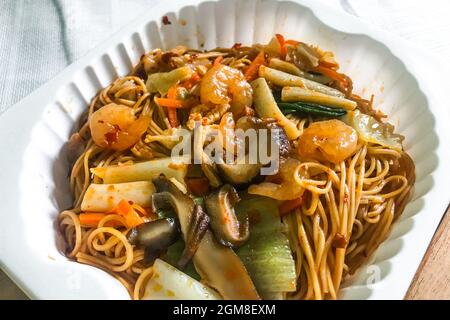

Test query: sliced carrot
[165,85,180,127]
[167,108,179,127]
[319,60,339,69]
[78,213,122,228]
[278,197,303,216]
[80,201,149,229]
[213,55,224,66]
[275,34,287,59]
[79,213,105,227]
[124,210,146,228]
[181,73,201,89]
[155,97,184,108]
[167,85,178,99]
[162,78,201,128]
[131,203,150,217]
[116,199,133,216]
[244,50,267,81]
[132,204,157,220]
[186,177,210,196]
[114,199,146,228]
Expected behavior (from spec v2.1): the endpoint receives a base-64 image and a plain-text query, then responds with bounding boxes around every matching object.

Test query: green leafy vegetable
[343,110,404,151]
[146,66,194,96]
[193,197,205,206]
[251,78,301,140]
[158,208,200,280]
[236,194,296,298]
[278,101,347,118]
[164,239,201,280]
[273,89,346,118]
[156,209,175,219]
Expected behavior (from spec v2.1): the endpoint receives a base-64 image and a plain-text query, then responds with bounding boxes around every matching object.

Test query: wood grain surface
[1,206,449,300]
[405,205,450,299]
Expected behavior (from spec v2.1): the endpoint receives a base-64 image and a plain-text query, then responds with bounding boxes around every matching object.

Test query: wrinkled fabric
[0,0,162,111]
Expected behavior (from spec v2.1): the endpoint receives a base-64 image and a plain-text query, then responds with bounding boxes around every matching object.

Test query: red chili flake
[104,124,121,145]
[98,120,104,124]
[162,16,171,25]
[332,233,348,249]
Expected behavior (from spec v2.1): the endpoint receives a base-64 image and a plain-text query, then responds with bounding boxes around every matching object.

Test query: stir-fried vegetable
[154,97,193,109]
[244,50,267,81]
[343,110,404,151]
[264,36,283,57]
[269,57,303,75]
[142,259,221,300]
[236,195,296,298]
[177,205,210,269]
[91,157,188,185]
[128,217,179,247]
[251,78,300,140]
[78,213,122,228]
[259,65,344,97]
[269,58,331,84]
[275,34,288,59]
[277,101,347,118]
[294,42,320,68]
[128,217,180,265]
[79,201,150,228]
[151,175,260,300]
[164,239,200,280]
[114,199,148,228]
[281,87,357,110]
[146,66,194,96]
[259,65,305,88]
[81,181,154,212]
[205,185,250,248]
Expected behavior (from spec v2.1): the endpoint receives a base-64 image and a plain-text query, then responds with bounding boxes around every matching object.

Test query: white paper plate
[0,0,449,300]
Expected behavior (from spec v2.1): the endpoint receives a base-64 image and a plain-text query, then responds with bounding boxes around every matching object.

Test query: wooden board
[405,205,450,299]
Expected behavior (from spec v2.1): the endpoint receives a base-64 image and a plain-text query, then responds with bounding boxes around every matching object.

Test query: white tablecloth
[1,0,450,113]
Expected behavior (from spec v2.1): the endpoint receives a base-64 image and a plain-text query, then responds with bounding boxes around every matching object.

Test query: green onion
[272,90,347,118]
[193,197,205,207]
[277,101,347,118]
